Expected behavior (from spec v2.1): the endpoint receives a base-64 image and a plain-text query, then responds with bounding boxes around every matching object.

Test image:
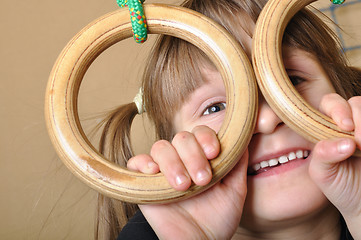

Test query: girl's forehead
[231,13,255,58]
[238,28,253,59]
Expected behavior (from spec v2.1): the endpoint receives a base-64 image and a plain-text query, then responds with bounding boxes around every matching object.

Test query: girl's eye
[289,75,305,86]
[203,102,226,115]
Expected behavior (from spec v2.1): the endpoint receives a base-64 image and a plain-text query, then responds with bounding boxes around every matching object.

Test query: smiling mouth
[247,150,310,176]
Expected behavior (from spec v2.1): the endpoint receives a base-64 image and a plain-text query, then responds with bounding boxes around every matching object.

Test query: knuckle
[172,131,193,145]
[348,96,361,106]
[151,140,171,153]
[193,126,216,140]
[320,93,339,108]
[321,93,349,116]
[324,92,339,100]
[126,158,136,169]
[321,93,338,103]
[194,125,216,136]
[192,125,208,133]
[313,141,328,158]
[127,155,145,171]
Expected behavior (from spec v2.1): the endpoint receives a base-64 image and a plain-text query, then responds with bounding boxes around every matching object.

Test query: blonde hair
[95,0,361,238]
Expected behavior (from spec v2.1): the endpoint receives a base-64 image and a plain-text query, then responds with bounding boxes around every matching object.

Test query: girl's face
[172,46,336,227]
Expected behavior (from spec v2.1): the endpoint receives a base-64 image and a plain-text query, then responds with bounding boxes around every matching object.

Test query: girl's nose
[253,95,283,134]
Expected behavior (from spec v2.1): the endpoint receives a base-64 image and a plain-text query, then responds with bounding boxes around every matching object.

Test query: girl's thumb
[309,138,355,185]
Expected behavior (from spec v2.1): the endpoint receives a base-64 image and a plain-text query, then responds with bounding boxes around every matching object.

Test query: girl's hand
[309,93,361,239]
[127,125,248,239]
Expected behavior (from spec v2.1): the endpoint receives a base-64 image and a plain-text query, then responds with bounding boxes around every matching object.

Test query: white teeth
[260,161,269,168]
[269,159,278,167]
[253,163,261,171]
[303,150,309,158]
[278,155,288,163]
[296,150,303,158]
[251,150,310,172]
[279,155,288,164]
[288,152,296,161]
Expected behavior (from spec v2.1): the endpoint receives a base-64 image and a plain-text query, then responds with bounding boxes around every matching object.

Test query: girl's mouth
[247,150,310,176]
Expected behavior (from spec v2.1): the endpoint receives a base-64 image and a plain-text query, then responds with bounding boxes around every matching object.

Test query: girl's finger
[127,154,160,174]
[222,149,248,192]
[172,131,212,186]
[319,93,354,131]
[150,140,192,191]
[348,96,361,147]
[192,125,220,160]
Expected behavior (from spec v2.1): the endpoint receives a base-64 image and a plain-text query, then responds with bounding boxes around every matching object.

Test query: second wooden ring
[253,0,360,156]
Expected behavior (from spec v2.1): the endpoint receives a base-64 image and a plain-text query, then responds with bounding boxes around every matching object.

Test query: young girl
[96,0,361,239]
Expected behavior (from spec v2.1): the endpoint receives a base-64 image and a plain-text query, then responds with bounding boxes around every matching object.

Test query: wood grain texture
[253,0,361,156]
[45,4,257,204]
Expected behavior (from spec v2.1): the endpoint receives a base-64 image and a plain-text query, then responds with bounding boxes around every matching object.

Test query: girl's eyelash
[288,75,306,86]
[202,102,226,116]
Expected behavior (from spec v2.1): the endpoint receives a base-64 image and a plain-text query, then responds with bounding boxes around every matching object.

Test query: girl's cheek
[204,113,225,133]
[299,82,335,109]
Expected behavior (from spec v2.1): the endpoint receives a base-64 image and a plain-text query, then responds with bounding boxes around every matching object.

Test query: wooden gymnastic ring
[45,4,257,204]
[253,0,361,156]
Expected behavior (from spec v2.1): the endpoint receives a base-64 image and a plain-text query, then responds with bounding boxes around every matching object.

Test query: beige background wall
[1,0,180,239]
[313,0,361,66]
[1,0,360,239]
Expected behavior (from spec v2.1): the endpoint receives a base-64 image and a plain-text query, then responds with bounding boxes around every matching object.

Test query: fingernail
[342,118,354,129]
[203,144,217,158]
[175,174,189,186]
[196,169,210,183]
[204,146,215,156]
[146,162,157,172]
[338,139,351,154]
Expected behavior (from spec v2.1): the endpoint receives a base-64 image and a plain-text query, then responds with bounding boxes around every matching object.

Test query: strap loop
[331,0,345,4]
[117,0,147,43]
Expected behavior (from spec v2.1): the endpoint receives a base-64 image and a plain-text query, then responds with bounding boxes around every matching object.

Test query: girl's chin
[241,190,330,230]
[243,160,329,227]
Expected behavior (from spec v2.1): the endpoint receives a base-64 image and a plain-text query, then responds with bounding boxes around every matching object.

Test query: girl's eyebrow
[285,66,313,78]
[283,57,321,80]
[283,54,314,76]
